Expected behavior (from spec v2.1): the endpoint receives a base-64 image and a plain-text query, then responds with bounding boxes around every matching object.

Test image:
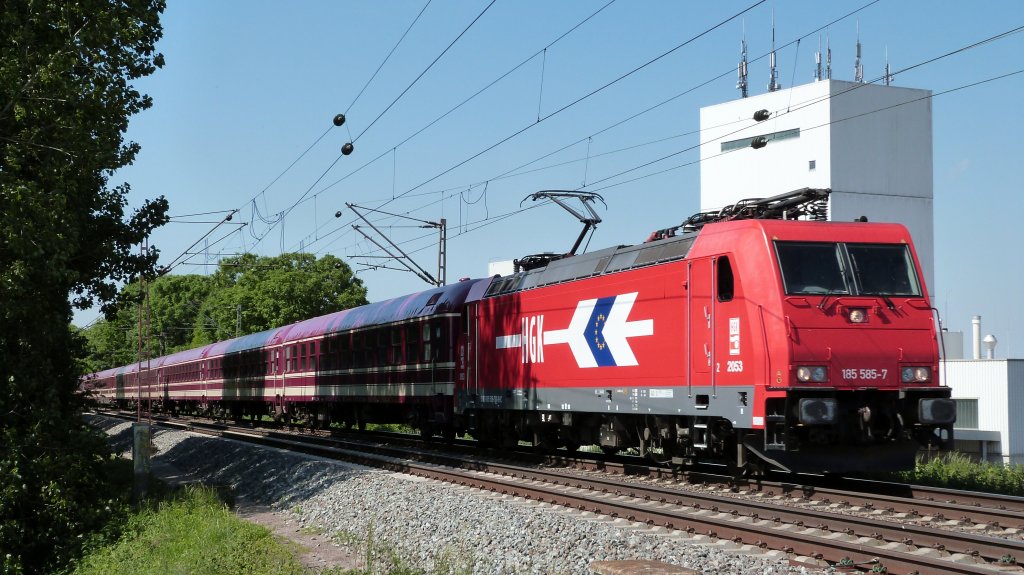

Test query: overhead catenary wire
[276,1,620,253]
[351,0,498,145]
[234,0,501,259]
[195,8,1020,282]
[583,67,1024,195]
[301,0,770,262]
[374,0,767,207]
[344,0,433,118]
[325,28,1024,266]
[294,0,877,257]
[373,15,1024,211]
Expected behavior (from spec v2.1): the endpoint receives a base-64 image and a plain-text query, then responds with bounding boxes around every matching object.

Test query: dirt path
[150,459,363,572]
[234,495,363,573]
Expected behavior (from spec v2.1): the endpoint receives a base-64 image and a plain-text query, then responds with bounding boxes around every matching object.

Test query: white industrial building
[699,78,934,289]
[698,71,1021,464]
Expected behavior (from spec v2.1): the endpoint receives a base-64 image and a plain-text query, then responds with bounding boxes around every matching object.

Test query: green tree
[148,273,214,352]
[0,1,167,573]
[79,255,367,371]
[79,274,214,373]
[190,253,368,345]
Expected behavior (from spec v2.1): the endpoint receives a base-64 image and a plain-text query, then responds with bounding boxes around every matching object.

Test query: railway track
[102,412,1023,575]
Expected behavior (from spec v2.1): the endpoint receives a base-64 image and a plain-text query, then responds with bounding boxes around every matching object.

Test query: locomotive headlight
[919,398,956,424]
[848,308,867,323]
[796,366,828,382]
[798,398,837,425]
[901,366,932,383]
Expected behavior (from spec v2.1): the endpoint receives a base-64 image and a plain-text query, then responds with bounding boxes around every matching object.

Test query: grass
[70,483,476,575]
[883,452,1024,495]
[71,485,314,575]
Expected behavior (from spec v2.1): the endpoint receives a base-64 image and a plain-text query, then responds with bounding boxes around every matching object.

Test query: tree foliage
[80,253,368,370]
[193,253,368,344]
[0,1,167,573]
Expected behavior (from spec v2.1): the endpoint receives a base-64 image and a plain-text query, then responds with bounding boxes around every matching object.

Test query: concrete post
[132,422,152,501]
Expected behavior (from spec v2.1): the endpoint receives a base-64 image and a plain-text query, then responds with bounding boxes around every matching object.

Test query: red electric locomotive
[85,188,955,474]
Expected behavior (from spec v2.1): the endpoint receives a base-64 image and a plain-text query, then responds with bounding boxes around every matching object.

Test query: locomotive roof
[485,231,698,298]
[271,277,489,344]
[84,278,493,379]
[484,218,915,299]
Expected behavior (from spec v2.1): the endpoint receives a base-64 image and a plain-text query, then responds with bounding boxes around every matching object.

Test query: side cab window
[717,255,735,302]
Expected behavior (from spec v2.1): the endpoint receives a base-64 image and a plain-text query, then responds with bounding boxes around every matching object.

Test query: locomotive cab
[747,223,955,473]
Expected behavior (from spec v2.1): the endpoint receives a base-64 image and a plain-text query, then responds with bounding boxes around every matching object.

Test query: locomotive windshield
[776,242,921,297]
[846,243,921,296]
[776,243,849,295]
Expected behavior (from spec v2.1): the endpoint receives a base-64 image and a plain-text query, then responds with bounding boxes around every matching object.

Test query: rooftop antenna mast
[346,203,446,287]
[737,21,749,98]
[854,22,864,83]
[826,33,832,79]
[814,34,823,81]
[767,11,781,92]
[883,45,894,86]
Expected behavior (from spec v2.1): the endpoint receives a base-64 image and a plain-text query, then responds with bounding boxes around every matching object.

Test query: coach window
[717,256,735,302]
[359,333,370,369]
[422,323,432,362]
[339,335,349,368]
[405,324,419,364]
[438,321,451,361]
[389,328,401,364]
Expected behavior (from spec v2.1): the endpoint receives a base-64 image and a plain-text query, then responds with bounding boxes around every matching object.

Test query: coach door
[456,303,479,405]
[272,347,283,409]
[688,258,714,395]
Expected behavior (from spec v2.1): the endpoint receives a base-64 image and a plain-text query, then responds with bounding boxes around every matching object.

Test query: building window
[721,128,800,152]
[808,160,816,171]
[955,398,979,430]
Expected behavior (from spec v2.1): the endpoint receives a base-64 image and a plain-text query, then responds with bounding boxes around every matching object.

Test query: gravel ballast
[92,418,812,575]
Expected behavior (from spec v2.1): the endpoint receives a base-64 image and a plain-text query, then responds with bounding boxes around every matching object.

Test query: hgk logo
[496,292,654,368]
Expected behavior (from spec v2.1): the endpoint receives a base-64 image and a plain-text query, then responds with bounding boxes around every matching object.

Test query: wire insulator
[333,113,346,126]
[341,142,354,155]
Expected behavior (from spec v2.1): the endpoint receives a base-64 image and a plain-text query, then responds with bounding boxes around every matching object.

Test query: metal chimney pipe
[972,315,982,360]
[983,335,998,359]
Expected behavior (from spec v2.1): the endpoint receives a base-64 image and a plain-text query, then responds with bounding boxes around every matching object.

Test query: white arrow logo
[544,292,653,368]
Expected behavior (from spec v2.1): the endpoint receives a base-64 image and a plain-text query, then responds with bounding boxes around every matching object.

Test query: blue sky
[88,1,1024,358]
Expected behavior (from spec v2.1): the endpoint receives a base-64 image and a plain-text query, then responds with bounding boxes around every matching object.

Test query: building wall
[942,359,1024,464]
[828,80,934,289]
[698,79,934,289]
[1009,360,1024,464]
[700,81,833,205]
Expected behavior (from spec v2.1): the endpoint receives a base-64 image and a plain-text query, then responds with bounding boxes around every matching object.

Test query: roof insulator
[753,109,771,122]
[750,136,768,149]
